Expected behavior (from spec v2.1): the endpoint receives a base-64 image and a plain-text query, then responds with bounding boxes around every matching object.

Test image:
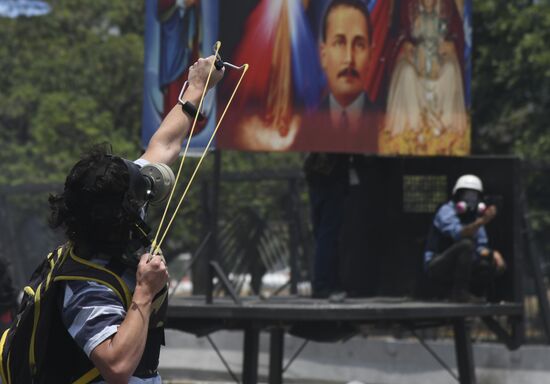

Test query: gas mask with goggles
[118,157,175,266]
[454,189,486,220]
[65,154,175,266]
[451,174,486,222]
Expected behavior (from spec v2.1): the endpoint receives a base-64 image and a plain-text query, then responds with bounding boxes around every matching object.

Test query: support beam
[242,326,260,384]
[453,319,476,384]
[269,328,285,384]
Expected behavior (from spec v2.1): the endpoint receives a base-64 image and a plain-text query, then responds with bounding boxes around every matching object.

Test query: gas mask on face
[118,159,175,266]
[64,153,175,264]
[121,160,176,209]
[455,189,486,221]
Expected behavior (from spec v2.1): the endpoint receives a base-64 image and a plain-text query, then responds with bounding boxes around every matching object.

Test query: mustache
[337,67,360,78]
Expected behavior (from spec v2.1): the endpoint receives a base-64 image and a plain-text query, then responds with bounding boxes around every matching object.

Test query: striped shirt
[60,258,162,384]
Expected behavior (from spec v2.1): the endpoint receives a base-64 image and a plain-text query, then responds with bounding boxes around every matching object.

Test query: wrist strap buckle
[177,81,205,122]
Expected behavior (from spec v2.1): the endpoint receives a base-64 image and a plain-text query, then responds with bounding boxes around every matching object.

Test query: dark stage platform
[166,296,523,384]
[166,154,530,384]
[168,295,522,323]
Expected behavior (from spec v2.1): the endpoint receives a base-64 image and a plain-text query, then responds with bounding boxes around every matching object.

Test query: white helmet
[453,174,483,195]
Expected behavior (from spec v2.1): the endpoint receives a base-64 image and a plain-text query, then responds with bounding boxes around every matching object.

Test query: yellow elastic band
[152,41,222,252]
[72,367,100,384]
[153,63,249,253]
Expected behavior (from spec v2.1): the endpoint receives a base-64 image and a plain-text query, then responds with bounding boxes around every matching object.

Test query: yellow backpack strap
[72,367,100,384]
[0,329,10,384]
[53,246,132,310]
[51,246,131,383]
[45,245,69,290]
[28,283,44,376]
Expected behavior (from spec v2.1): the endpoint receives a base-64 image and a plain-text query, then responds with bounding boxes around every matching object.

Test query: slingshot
[151,41,249,256]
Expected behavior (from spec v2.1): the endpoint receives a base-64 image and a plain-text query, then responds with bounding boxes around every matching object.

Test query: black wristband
[180,100,205,122]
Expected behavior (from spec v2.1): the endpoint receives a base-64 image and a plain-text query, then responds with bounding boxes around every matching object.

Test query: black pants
[308,181,348,295]
[427,239,497,297]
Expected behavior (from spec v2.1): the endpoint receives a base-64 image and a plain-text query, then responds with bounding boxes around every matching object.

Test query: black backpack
[0,244,131,384]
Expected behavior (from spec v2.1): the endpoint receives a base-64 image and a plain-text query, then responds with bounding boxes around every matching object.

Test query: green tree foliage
[472,0,550,261]
[0,0,145,184]
[472,0,550,156]
[0,0,152,274]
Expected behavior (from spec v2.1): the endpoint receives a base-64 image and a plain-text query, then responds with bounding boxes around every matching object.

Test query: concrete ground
[158,329,550,384]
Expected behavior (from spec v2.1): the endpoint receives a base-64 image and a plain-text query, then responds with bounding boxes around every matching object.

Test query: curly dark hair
[48,143,133,256]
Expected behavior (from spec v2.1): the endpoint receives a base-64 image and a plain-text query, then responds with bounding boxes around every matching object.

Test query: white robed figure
[383,0,468,154]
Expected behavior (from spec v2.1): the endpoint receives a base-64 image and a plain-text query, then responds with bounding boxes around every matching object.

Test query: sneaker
[328,291,347,303]
[311,290,347,303]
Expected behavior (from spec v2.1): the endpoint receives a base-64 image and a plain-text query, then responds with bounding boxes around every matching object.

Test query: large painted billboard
[143,0,472,155]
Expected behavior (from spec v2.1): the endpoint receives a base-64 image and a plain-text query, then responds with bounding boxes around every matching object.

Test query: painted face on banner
[320,5,370,107]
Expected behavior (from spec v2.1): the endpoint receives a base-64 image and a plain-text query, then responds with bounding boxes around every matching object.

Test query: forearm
[91,287,152,383]
[141,84,204,165]
[141,56,223,165]
[460,218,484,238]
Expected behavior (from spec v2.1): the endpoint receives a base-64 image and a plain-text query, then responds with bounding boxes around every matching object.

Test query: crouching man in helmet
[424,174,506,303]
